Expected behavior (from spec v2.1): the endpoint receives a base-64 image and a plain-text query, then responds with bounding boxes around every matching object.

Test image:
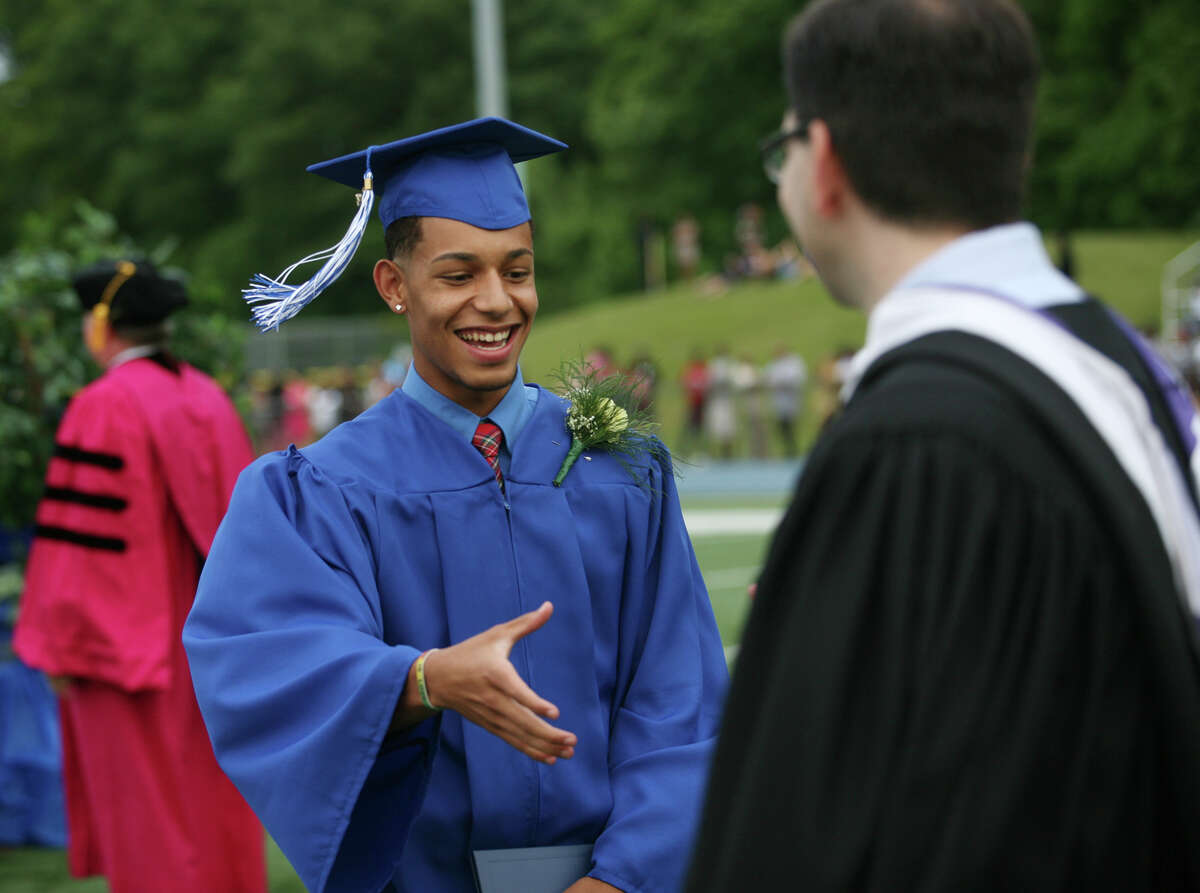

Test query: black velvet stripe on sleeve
[53,443,125,470]
[33,524,126,552]
[42,486,128,512]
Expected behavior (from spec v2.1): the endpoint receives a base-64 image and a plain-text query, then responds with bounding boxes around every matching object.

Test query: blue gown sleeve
[590,458,729,893]
[182,448,431,893]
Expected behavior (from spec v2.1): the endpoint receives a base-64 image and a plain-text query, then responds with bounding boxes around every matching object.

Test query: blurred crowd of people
[669,203,812,295]
[1160,288,1200,403]
[241,341,858,466]
[581,345,661,414]
[247,344,411,452]
[721,202,810,284]
[678,343,814,461]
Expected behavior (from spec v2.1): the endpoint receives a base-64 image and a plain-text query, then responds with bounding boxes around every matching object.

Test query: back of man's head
[784,0,1038,230]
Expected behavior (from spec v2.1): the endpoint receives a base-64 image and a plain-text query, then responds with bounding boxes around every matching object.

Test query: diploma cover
[472,844,593,893]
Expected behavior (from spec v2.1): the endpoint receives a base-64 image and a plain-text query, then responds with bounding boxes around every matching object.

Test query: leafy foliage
[0,203,244,533]
[0,0,1197,323]
[548,355,671,488]
[1025,0,1200,227]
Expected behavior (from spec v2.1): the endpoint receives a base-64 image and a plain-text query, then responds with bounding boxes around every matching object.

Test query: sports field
[679,460,797,656]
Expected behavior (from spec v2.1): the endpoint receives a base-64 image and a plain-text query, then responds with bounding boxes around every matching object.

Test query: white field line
[682,508,784,537]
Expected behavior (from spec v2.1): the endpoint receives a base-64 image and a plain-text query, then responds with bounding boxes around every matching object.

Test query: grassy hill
[521,229,1200,455]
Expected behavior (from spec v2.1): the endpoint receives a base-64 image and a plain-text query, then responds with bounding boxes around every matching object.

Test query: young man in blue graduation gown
[183,119,727,893]
[686,2,1200,891]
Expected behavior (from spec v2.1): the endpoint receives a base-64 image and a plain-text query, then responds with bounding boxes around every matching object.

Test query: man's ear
[374,258,408,314]
[808,120,849,219]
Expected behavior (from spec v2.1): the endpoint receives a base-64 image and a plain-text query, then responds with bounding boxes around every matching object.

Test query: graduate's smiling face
[374,217,537,416]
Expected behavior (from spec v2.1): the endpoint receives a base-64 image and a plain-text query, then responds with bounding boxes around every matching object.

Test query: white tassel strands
[243,173,375,331]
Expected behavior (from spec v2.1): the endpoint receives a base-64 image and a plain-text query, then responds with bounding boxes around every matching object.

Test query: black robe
[686,324,1200,891]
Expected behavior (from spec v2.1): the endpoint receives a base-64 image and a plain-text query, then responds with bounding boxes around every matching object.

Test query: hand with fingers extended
[392,601,577,765]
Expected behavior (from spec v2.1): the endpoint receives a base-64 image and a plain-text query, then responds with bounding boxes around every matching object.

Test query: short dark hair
[383,215,537,261]
[384,216,424,261]
[784,0,1039,229]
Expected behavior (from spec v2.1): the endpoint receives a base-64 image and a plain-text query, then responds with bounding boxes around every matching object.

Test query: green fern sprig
[549,356,669,487]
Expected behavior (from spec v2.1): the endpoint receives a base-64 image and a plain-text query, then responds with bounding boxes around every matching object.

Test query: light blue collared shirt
[893,222,1085,310]
[400,364,538,477]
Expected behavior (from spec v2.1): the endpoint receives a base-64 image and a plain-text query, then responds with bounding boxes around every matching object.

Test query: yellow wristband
[415,649,441,711]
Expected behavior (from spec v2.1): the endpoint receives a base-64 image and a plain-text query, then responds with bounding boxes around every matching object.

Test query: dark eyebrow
[430,248,533,264]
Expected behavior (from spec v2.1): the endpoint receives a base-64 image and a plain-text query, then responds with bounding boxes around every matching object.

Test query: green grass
[264,839,306,893]
[678,491,790,511]
[0,848,107,893]
[1068,231,1196,327]
[0,836,304,893]
[521,229,1200,456]
[692,533,770,645]
[524,273,863,456]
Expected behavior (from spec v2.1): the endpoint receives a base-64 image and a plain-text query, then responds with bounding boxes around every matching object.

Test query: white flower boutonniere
[551,357,668,487]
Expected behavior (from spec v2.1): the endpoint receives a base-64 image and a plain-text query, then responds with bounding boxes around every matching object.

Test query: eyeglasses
[759,121,810,184]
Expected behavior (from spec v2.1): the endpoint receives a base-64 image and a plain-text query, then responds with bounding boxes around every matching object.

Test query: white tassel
[243,172,375,331]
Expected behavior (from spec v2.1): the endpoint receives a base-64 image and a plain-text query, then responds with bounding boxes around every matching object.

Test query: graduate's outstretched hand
[418,601,577,765]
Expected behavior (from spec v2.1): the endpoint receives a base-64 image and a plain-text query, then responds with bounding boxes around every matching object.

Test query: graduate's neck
[408,353,519,417]
[837,213,969,315]
[455,383,510,418]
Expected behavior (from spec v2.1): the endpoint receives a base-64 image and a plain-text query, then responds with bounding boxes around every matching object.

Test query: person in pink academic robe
[14,259,265,893]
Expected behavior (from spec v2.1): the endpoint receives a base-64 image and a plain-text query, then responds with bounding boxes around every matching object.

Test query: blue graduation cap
[244,117,567,331]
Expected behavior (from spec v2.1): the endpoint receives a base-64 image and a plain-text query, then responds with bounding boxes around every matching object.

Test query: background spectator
[734,355,769,458]
[705,345,738,460]
[628,349,660,415]
[679,349,710,457]
[763,343,807,457]
[672,215,702,282]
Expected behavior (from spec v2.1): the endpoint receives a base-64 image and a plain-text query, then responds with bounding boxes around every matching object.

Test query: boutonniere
[551,357,668,487]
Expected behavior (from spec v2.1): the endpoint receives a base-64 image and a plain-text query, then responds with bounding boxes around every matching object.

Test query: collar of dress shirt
[400,363,536,450]
[891,222,1085,310]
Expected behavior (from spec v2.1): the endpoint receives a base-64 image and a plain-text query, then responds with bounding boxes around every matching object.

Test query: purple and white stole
[843,286,1200,620]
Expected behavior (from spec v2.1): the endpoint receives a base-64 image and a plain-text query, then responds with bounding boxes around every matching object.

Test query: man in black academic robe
[686,1,1200,890]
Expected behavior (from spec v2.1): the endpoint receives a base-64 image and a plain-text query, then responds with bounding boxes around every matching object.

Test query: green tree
[1024,0,1200,227]
[2,0,1198,323]
[194,0,476,318]
[583,0,798,286]
[0,0,476,320]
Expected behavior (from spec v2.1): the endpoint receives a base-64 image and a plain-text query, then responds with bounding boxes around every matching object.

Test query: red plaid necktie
[472,419,504,489]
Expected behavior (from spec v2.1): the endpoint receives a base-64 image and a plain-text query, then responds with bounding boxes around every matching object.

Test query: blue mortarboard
[244,117,567,331]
